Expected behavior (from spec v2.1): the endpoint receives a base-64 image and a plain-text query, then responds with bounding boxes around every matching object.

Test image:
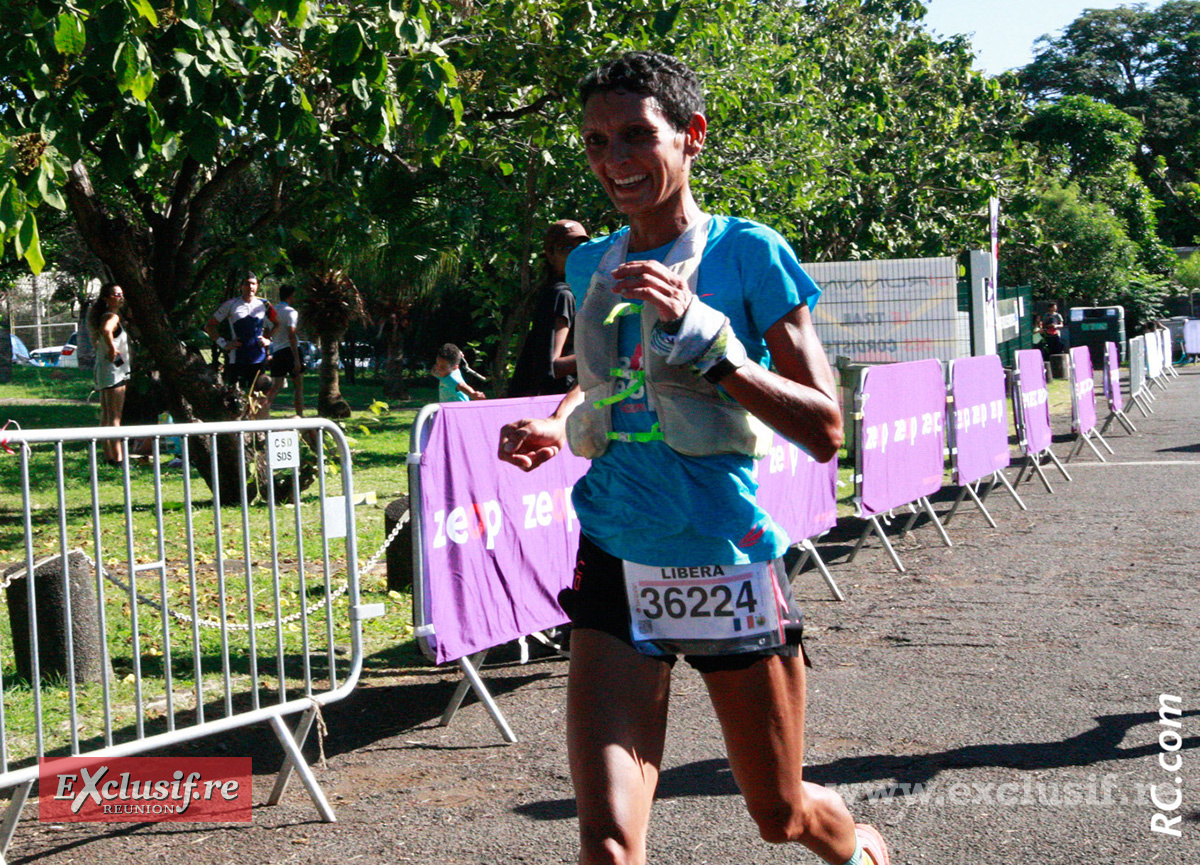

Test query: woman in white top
[88,282,130,466]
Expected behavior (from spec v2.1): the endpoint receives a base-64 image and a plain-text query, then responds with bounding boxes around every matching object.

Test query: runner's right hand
[498,416,566,471]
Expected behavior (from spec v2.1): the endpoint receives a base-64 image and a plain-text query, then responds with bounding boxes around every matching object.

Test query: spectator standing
[432,343,485,402]
[264,284,305,416]
[204,272,277,399]
[1041,302,1066,355]
[88,283,130,466]
[508,219,590,396]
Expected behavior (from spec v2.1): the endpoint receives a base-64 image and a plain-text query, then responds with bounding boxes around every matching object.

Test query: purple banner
[1102,341,1123,413]
[415,397,840,665]
[1070,346,1098,434]
[1014,349,1052,456]
[949,354,1011,486]
[416,396,587,665]
[857,359,946,517]
[752,431,838,542]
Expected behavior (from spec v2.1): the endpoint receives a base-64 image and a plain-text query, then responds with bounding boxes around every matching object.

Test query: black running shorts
[560,534,807,673]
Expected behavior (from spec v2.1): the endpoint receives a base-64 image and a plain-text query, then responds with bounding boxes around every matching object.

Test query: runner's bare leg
[567,628,672,865]
[703,655,858,863]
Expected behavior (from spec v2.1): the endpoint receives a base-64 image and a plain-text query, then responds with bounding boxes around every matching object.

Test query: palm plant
[301,269,367,419]
[338,166,472,397]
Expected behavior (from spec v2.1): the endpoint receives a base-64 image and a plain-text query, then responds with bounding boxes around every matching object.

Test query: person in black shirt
[508,219,590,396]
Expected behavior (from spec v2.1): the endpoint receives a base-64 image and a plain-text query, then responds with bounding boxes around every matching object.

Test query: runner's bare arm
[498,385,584,471]
[716,304,842,462]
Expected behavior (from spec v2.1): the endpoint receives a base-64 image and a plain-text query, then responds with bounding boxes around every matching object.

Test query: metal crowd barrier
[0,418,381,862]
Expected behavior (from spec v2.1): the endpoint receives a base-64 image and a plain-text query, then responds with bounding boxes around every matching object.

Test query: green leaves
[16,212,45,274]
[54,12,87,55]
[114,40,156,102]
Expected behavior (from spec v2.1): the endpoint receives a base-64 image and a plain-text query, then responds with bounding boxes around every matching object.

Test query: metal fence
[0,417,381,860]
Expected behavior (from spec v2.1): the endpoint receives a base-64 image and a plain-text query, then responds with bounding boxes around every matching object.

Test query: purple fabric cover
[417,397,839,665]
[1014,349,1052,456]
[417,396,586,665]
[1103,342,1123,412]
[949,354,1011,486]
[1070,346,1098,434]
[857,359,947,517]
[752,430,838,543]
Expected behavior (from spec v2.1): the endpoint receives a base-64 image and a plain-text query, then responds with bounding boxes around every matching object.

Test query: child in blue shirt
[432,343,486,402]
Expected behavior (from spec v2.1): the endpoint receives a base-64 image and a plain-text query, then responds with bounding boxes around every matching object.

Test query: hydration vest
[565,215,772,460]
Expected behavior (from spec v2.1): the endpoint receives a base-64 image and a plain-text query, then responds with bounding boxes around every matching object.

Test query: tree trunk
[0,321,12,384]
[63,160,248,495]
[382,328,408,399]
[317,335,351,418]
[489,144,541,388]
[76,307,95,371]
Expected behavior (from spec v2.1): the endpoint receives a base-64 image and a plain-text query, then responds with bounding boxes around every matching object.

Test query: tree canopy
[1021,0,1200,245]
[0,0,1194,403]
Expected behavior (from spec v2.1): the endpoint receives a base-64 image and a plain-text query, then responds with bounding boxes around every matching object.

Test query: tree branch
[464,92,558,124]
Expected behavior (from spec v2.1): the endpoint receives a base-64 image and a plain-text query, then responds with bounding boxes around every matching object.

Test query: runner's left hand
[609,260,692,322]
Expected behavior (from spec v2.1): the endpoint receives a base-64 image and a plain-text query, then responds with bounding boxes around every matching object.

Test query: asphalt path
[12,367,1199,864]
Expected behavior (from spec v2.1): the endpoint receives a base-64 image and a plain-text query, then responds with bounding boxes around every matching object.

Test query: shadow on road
[514,709,1200,821]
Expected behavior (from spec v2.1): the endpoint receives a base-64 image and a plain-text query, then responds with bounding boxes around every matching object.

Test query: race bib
[623,560,784,655]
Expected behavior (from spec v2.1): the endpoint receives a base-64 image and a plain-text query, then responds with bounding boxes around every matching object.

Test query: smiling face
[581,90,705,245]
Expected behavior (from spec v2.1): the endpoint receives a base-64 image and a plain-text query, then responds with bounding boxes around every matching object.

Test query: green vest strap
[605,422,664,444]
[603,302,640,326]
[593,370,645,408]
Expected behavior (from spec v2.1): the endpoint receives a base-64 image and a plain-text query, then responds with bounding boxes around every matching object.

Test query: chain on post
[3,429,411,630]
[43,509,411,632]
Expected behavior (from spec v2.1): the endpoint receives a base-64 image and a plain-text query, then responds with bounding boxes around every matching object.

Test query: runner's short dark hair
[578,51,703,133]
[279,284,296,302]
[437,343,462,365]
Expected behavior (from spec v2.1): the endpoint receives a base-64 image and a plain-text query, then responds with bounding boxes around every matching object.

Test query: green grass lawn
[0,365,442,766]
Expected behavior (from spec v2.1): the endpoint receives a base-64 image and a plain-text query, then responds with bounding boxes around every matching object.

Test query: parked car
[28,332,80,368]
[7,333,32,365]
[29,345,62,366]
[58,332,79,368]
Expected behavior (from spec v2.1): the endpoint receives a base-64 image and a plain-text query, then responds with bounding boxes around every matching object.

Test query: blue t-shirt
[437,367,469,402]
[566,215,821,567]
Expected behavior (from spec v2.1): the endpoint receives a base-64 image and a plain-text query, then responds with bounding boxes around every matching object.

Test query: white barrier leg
[898,503,921,540]
[440,649,488,726]
[268,713,336,823]
[0,780,32,862]
[441,652,517,744]
[527,629,571,659]
[788,539,845,601]
[920,496,953,547]
[941,485,970,526]
[1045,448,1073,482]
[1078,431,1107,462]
[1092,427,1115,455]
[268,704,319,806]
[992,470,1027,511]
[962,483,998,528]
[848,516,905,573]
[1029,455,1055,494]
[1065,435,1087,463]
